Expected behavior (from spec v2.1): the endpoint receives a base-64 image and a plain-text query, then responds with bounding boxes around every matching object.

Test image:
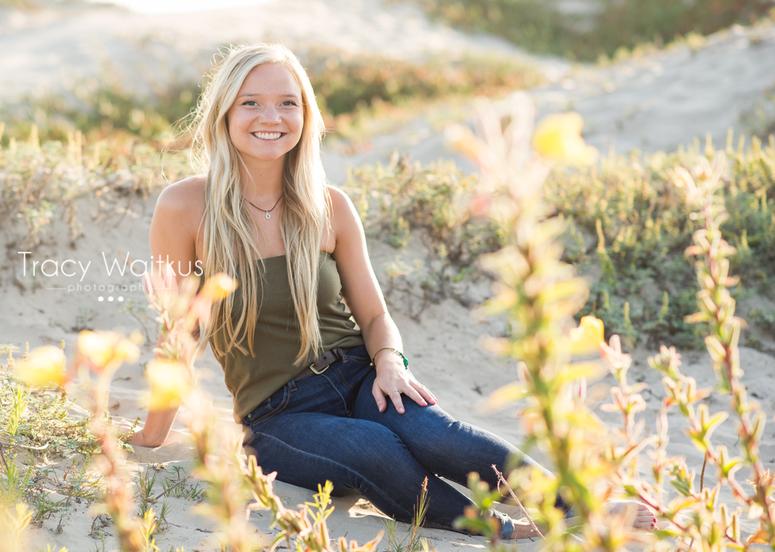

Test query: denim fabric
[241,343,555,533]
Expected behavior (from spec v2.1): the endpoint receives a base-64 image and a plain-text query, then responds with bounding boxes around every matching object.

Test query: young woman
[130,43,656,539]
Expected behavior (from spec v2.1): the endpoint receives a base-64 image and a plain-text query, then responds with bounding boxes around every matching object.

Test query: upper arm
[149,177,203,287]
[328,185,387,330]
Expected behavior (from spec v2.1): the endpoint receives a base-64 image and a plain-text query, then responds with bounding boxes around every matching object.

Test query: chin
[239,148,292,162]
[258,151,291,161]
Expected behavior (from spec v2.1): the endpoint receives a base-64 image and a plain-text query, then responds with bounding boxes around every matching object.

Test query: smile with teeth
[251,131,286,141]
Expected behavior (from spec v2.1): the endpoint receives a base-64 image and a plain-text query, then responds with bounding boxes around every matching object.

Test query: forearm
[361,311,404,366]
[138,407,178,445]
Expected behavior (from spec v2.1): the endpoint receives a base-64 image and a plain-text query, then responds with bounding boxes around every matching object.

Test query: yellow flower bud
[200,273,238,300]
[14,345,67,388]
[533,112,597,165]
[570,315,605,356]
[145,359,192,411]
[77,330,140,373]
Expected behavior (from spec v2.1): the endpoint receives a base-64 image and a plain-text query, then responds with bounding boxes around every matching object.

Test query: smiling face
[226,62,304,163]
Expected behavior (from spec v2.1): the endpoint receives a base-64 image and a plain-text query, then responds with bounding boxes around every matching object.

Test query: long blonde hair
[190,43,331,366]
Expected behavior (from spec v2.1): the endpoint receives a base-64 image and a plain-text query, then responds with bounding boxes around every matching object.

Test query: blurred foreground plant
[606,156,775,550]
[651,158,773,547]
[448,99,645,550]
[447,96,774,550]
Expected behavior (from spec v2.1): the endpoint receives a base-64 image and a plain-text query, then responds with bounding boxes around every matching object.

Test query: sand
[3,1,774,550]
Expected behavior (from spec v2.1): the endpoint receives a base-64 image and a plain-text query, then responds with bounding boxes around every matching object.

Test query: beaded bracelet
[369,347,409,369]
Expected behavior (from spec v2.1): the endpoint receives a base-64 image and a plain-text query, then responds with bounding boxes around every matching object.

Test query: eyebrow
[238,93,301,99]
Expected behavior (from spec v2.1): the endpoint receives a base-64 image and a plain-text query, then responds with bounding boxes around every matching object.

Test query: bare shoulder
[325,184,359,225]
[156,175,206,215]
[151,176,207,263]
[325,184,362,248]
[155,176,206,233]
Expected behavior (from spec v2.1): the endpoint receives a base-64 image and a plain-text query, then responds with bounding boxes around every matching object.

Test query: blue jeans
[242,344,555,533]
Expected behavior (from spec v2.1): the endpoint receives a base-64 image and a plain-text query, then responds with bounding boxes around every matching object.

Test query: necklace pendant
[265,211,271,220]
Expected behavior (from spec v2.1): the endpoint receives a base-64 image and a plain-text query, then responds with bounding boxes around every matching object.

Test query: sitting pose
[130,43,656,539]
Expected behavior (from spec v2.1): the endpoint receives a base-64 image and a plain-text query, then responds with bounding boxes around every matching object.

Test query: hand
[128,428,164,448]
[372,359,438,414]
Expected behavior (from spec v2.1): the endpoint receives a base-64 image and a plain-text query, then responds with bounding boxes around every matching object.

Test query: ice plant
[142,268,266,551]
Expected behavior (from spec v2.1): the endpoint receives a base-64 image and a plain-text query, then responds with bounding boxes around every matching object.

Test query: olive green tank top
[213,251,364,420]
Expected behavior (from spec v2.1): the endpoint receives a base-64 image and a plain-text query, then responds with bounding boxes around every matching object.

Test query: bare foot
[606,500,657,530]
[501,517,542,540]
[501,500,655,540]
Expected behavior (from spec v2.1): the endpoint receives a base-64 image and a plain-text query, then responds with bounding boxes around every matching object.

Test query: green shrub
[0,128,190,248]
[547,136,775,348]
[406,0,773,61]
[343,153,507,314]
[347,136,775,349]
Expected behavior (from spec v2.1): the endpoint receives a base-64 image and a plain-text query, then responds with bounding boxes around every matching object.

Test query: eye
[242,100,258,107]
[283,100,299,107]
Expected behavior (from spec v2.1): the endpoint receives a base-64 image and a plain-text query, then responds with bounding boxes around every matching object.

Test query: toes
[608,500,657,530]
[509,521,541,540]
[634,513,657,530]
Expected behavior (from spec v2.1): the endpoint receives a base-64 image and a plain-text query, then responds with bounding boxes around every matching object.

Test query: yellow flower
[570,315,605,356]
[200,273,238,301]
[77,330,141,373]
[145,359,192,410]
[533,112,597,165]
[14,345,67,388]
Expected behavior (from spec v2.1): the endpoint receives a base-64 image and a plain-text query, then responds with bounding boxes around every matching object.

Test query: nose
[258,105,281,123]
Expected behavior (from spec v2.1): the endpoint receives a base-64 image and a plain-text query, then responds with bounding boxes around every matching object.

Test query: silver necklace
[245,195,282,220]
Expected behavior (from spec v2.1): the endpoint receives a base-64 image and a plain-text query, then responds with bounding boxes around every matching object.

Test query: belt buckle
[308,348,342,375]
[308,362,329,375]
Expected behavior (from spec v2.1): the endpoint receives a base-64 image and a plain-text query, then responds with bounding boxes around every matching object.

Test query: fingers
[411,380,438,404]
[371,382,387,412]
[402,385,427,409]
[389,390,405,414]
[371,382,412,414]
[372,376,439,414]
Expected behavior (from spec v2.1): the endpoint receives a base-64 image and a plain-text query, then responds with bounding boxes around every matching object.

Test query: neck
[239,155,285,202]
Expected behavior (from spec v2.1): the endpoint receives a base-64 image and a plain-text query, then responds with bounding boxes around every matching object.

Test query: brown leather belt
[295,347,345,380]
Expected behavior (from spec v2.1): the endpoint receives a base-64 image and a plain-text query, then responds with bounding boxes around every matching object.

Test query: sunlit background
[86,0,268,14]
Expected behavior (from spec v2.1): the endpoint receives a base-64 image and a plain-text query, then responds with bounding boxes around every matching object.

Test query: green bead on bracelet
[369,347,409,369]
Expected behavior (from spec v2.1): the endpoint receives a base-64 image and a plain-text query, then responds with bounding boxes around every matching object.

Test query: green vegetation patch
[1,49,542,145]
[405,0,774,61]
[0,347,102,527]
[345,137,775,349]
